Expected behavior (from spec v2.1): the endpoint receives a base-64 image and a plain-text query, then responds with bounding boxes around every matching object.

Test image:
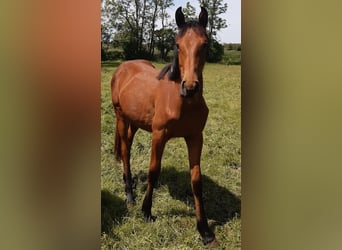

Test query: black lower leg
[142,196,155,222]
[142,169,159,221]
[123,172,135,205]
[197,219,215,245]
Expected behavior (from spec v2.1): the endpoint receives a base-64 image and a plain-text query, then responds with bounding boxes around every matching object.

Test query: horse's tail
[111,71,122,162]
[114,118,122,162]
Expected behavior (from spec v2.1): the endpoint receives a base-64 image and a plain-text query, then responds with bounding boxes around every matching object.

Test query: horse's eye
[176,44,180,49]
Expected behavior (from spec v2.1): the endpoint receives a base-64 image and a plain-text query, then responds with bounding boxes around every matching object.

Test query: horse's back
[111,60,158,105]
[111,60,160,130]
[116,60,155,76]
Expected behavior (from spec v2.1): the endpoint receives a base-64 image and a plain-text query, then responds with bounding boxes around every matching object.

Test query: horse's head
[173,7,208,98]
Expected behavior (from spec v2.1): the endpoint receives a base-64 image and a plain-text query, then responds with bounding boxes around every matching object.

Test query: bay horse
[111,7,216,245]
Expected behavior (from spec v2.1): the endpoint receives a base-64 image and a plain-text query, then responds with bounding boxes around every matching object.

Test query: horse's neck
[161,81,203,121]
[177,89,205,110]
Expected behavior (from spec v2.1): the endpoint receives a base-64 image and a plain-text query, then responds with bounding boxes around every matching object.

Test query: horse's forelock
[177,21,207,39]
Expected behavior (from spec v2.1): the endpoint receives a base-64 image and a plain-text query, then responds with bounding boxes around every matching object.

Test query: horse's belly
[122,104,154,132]
[119,79,156,131]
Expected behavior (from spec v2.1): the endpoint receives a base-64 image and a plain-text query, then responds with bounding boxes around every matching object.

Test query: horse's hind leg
[114,108,138,205]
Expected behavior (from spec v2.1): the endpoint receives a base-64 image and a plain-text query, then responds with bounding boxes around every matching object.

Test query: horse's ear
[199,7,208,28]
[175,7,185,28]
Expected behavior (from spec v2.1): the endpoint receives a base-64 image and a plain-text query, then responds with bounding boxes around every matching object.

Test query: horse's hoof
[205,238,219,248]
[202,234,217,247]
[125,192,136,206]
[125,199,136,207]
[144,214,156,222]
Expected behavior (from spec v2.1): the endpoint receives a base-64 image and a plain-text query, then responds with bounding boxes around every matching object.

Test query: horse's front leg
[142,129,167,221]
[185,134,216,245]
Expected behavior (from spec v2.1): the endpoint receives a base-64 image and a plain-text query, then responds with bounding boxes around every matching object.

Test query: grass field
[101,61,241,249]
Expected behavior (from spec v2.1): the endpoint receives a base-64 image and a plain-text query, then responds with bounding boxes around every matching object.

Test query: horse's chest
[181,110,207,129]
[162,104,208,137]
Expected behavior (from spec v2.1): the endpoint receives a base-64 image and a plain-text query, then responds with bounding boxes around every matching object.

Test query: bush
[122,39,152,60]
[101,44,125,61]
[107,50,124,61]
[207,39,224,63]
[222,50,241,65]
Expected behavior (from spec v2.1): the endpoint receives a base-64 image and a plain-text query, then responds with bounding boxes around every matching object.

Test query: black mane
[157,64,172,80]
[157,21,207,82]
[157,45,181,81]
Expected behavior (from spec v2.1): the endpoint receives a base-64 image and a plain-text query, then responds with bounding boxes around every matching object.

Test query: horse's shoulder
[136,59,155,68]
[116,60,157,78]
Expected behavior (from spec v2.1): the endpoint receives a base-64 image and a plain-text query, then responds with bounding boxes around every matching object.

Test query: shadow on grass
[159,166,241,225]
[101,61,121,68]
[101,189,127,234]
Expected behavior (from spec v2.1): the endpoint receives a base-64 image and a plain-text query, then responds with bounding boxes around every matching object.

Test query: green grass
[101,61,241,249]
[222,50,241,65]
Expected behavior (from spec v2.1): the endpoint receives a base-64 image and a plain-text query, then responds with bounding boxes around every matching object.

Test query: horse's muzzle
[180,81,200,98]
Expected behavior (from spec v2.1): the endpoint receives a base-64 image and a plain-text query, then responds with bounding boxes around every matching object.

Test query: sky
[169,0,241,43]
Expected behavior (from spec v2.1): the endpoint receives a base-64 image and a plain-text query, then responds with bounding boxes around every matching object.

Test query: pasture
[101,61,241,249]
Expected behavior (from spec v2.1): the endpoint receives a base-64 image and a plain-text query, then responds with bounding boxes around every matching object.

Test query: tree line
[101,0,229,62]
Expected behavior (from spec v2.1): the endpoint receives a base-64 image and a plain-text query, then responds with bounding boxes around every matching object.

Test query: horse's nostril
[194,81,199,90]
[181,80,199,90]
[180,80,200,97]
[181,80,186,89]
[190,81,199,91]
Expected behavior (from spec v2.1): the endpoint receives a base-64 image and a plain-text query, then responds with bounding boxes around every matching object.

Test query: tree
[154,0,174,61]
[182,2,196,20]
[207,39,224,62]
[103,0,176,60]
[198,0,227,42]
[147,0,159,57]
[155,28,174,61]
[101,0,228,62]
[148,0,174,58]
[101,0,114,60]
[103,0,152,59]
